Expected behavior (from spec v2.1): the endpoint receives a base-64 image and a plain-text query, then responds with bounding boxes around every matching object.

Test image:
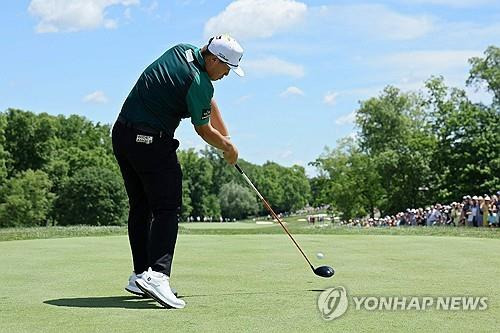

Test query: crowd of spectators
[340,192,500,228]
[184,216,237,222]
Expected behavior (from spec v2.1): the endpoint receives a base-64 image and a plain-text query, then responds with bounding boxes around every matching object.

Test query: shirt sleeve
[186,73,214,126]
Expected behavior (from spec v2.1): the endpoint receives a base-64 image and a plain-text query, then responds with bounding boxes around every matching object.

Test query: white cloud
[351,50,482,96]
[280,86,304,97]
[316,4,434,40]
[144,0,158,14]
[28,0,139,33]
[204,0,307,40]
[124,7,132,20]
[83,90,108,104]
[341,49,492,104]
[280,149,293,159]
[384,50,481,71]
[323,91,338,106]
[335,111,356,125]
[432,22,500,48]
[235,94,252,104]
[377,50,482,87]
[244,57,305,78]
[402,0,496,7]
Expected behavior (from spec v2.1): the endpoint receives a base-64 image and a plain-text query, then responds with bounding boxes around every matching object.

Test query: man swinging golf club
[112,34,244,309]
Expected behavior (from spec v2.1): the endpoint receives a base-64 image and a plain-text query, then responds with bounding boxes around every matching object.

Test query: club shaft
[235,164,314,269]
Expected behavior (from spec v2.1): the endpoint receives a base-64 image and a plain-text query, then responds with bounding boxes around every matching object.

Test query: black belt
[116,115,165,137]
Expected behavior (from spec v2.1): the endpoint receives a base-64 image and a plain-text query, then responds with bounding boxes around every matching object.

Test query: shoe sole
[125,285,177,298]
[125,286,149,298]
[135,280,185,309]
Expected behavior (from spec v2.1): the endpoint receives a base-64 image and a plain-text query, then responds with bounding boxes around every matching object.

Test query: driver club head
[313,265,335,278]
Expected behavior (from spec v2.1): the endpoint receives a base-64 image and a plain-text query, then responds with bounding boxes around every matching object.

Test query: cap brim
[230,65,244,77]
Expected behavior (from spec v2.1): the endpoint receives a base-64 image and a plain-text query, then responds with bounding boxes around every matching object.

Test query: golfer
[112,35,244,309]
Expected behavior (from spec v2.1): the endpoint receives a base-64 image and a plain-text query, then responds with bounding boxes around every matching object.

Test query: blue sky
[1,1,499,175]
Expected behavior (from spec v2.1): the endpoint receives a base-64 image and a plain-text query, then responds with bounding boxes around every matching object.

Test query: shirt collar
[194,48,206,69]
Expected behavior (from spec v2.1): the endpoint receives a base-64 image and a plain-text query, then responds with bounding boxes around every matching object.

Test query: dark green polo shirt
[120,44,214,136]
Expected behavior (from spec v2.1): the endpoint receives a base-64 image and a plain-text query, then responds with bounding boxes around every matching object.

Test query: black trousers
[112,120,182,276]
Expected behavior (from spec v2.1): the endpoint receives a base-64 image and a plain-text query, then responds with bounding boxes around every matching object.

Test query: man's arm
[195,123,238,164]
[209,99,229,136]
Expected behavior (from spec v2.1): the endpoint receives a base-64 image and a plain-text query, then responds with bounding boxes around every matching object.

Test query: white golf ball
[316,252,325,259]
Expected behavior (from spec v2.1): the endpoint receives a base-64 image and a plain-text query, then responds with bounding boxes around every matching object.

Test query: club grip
[234,163,243,174]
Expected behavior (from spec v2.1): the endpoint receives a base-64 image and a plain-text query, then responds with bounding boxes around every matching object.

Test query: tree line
[0,110,310,227]
[0,46,498,227]
[310,46,499,219]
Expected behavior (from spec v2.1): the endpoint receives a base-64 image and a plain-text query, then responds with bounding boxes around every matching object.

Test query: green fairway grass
[1,234,499,332]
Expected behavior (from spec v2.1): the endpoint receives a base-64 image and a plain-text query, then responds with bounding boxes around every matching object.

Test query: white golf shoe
[135,268,185,309]
[125,271,178,297]
[125,272,145,296]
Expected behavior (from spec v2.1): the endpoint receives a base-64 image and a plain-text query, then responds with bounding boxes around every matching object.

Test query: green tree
[425,76,500,199]
[43,146,118,198]
[356,86,435,214]
[3,109,58,175]
[178,149,214,218]
[0,170,54,227]
[255,162,286,213]
[179,178,193,221]
[251,162,310,214]
[204,194,221,218]
[200,146,238,196]
[0,113,9,184]
[54,167,127,226]
[467,46,500,105]
[311,139,385,219]
[280,165,311,212]
[219,181,258,219]
[56,114,112,154]
[309,175,329,208]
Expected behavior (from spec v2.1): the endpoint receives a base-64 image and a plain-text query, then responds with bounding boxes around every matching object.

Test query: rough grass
[1,222,499,242]
[0,226,128,241]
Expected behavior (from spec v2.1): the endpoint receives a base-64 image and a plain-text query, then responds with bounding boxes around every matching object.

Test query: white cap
[207,34,244,77]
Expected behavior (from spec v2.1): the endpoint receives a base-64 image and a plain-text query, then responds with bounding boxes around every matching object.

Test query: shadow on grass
[44,290,326,308]
[44,296,160,309]
[180,289,326,298]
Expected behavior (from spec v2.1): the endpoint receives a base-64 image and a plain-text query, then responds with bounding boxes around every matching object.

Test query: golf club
[235,164,335,278]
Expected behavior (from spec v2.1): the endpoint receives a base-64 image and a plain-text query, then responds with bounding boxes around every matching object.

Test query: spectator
[460,196,470,225]
[409,209,417,226]
[481,196,490,227]
[470,196,479,227]
[442,206,452,226]
[426,205,441,226]
[417,208,425,226]
[465,197,473,227]
[334,192,499,229]
[451,202,461,226]
[490,195,499,227]
[476,196,484,227]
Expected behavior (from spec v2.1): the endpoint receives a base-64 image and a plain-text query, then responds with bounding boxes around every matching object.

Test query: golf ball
[316,252,325,259]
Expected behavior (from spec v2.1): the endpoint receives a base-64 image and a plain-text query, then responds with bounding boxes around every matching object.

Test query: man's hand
[223,144,238,165]
[195,123,238,164]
